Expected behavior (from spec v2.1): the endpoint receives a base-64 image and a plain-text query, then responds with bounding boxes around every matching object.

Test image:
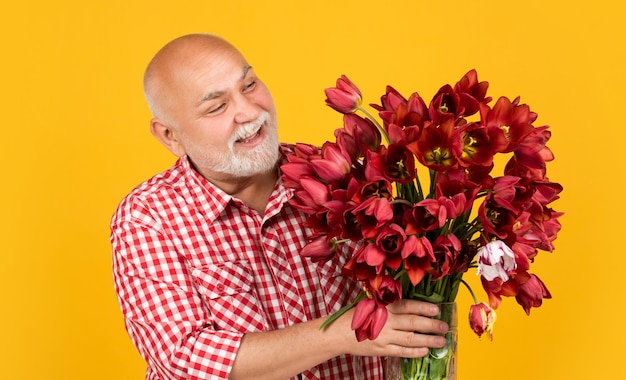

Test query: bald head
[143,33,246,124]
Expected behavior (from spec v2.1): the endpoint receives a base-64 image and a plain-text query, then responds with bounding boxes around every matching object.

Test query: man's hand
[229,300,448,380]
[343,299,449,358]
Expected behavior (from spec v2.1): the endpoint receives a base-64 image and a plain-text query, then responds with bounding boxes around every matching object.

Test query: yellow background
[1,0,623,379]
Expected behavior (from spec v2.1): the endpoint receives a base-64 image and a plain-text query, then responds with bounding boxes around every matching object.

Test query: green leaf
[319,292,367,330]
[409,292,445,303]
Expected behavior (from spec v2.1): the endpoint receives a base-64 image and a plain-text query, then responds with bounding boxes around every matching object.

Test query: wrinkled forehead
[172,46,249,100]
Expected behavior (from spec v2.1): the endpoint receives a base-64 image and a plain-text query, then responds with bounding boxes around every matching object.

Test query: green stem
[460,278,479,304]
[357,106,390,145]
[428,169,437,198]
[398,182,421,203]
[319,292,367,330]
[415,175,424,201]
[393,268,406,281]
[390,198,414,207]
[334,238,352,245]
[453,216,483,241]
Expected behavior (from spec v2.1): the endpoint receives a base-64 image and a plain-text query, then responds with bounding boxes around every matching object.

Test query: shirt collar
[178,154,295,222]
[179,156,232,222]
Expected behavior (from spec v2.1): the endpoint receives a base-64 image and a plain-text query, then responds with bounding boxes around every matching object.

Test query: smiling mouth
[235,125,262,144]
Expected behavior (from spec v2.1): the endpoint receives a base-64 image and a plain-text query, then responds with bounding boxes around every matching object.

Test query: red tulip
[491,176,522,212]
[301,235,337,262]
[454,69,491,115]
[325,75,363,114]
[455,122,508,168]
[404,202,440,235]
[513,126,553,170]
[469,302,496,340]
[516,274,552,315]
[430,234,462,279]
[299,177,330,207]
[409,119,459,171]
[342,113,382,152]
[310,142,351,182]
[429,84,461,124]
[372,86,429,143]
[366,143,417,184]
[281,159,315,188]
[352,197,394,239]
[368,274,402,305]
[351,298,388,341]
[401,235,435,285]
[281,71,562,341]
[479,96,536,153]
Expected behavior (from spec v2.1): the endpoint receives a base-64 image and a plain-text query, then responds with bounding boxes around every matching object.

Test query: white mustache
[230,111,270,145]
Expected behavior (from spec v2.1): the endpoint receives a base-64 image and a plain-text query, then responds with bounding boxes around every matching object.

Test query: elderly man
[110,33,448,380]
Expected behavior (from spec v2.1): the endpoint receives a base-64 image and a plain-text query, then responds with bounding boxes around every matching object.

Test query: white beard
[188,111,280,178]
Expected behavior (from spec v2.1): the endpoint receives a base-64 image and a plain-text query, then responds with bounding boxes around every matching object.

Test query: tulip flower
[280,70,562,348]
[325,75,363,114]
[409,119,459,171]
[532,180,563,205]
[352,197,394,239]
[469,302,496,340]
[342,244,378,282]
[430,234,462,279]
[480,275,518,310]
[454,69,491,116]
[513,126,554,170]
[455,122,508,168]
[310,143,351,182]
[401,235,435,285]
[366,143,417,184]
[371,87,429,144]
[373,223,408,271]
[368,273,402,305]
[301,235,337,262]
[479,96,536,153]
[490,175,522,213]
[292,142,321,159]
[404,202,440,235]
[434,170,479,216]
[476,240,517,282]
[281,158,315,189]
[516,274,552,314]
[299,177,330,207]
[429,84,461,124]
[351,298,388,341]
[342,113,382,152]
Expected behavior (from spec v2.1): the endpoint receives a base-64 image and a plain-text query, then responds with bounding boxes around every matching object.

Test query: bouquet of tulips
[280,70,562,378]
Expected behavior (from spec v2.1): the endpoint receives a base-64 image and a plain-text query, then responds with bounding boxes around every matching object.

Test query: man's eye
[244,81,256,91]
[208,103,226,113]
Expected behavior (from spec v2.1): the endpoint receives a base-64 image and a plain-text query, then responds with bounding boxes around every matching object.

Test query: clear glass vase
[385,302,458,380]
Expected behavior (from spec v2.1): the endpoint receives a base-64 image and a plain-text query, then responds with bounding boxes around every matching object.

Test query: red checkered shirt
[110,152,383,379]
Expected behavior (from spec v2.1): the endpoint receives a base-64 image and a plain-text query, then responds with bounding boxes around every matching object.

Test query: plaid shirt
[110,153,383,379]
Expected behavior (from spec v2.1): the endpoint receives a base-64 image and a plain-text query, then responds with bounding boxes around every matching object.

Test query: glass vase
[385,302,457,380]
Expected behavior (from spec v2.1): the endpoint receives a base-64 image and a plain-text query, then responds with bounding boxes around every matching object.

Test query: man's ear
[150,118,186,157]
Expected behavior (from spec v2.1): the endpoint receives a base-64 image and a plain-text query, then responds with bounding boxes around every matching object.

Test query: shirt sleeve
[110,197,243,379]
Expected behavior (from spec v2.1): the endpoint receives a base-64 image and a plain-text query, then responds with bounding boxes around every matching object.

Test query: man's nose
[233,93,260,124]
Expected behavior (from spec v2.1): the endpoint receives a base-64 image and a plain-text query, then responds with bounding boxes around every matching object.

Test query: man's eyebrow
[242,64,252,79]
[197,65,253,106]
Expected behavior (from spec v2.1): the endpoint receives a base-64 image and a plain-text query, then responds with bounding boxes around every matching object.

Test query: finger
[376,312,447,346]
[387,299,440,317]
[385,312,449,336]
[382,329,447,355]
[387,345,430,359]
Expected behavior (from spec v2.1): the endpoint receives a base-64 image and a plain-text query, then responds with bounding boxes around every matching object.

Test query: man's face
[163,45,279,179]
